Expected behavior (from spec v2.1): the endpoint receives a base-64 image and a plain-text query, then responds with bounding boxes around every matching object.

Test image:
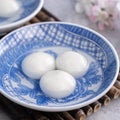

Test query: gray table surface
[0,0,120,120]
[44,0,120,120]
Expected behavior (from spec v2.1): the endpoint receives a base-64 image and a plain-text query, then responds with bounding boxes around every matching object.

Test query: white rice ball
[40,70,76,99]
[56,51,88,77]
[22,52,55,79]
[0,0,20,18]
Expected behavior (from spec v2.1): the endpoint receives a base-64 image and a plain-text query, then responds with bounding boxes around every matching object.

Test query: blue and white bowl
[0,22,119,112]
[0,0,44,35]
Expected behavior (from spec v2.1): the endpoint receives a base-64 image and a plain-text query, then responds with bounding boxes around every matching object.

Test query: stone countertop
[44,0,120,120]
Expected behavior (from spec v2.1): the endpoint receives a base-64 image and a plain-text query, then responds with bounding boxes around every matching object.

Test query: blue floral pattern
[0,23,118,110]
[2,52,103,106]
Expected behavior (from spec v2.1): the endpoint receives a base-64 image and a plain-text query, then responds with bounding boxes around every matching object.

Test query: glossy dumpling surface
[56,51,88,77]
[40,70,76,99]
[22,52,55,79]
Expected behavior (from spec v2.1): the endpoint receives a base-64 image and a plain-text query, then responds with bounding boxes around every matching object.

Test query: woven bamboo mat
[0,8,120,120]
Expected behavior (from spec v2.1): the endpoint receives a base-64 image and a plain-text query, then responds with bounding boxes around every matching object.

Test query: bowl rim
[0,0,44,30]
[0,22,119,112]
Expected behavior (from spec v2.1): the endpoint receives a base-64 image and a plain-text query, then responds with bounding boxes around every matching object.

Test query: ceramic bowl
[0,22,119,112]
[0,0,44,35]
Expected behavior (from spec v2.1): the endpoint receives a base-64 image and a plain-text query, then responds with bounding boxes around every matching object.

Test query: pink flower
[89,5,100,22]
[98,22,105,30]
